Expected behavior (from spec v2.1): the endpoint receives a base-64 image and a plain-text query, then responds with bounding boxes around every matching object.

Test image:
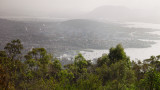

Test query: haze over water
[80,22,160,61]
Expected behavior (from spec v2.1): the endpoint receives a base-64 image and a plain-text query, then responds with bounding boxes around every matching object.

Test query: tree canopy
[0,39,160,90]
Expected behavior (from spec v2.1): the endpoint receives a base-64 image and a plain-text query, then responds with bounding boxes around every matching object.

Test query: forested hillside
[0,39,160,90]
[0,19,158,56]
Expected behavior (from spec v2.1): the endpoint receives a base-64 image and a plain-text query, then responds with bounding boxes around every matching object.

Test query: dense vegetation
[0,39,160,90]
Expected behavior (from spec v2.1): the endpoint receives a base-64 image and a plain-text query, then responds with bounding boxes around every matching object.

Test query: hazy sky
[0,0,160,17]
[0,0,160,11]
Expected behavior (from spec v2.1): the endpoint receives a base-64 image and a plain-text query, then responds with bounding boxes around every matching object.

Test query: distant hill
[84,5,160,23]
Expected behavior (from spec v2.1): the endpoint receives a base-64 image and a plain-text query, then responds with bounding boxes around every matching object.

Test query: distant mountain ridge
[0,5,159,23]
[84,5,160,23]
